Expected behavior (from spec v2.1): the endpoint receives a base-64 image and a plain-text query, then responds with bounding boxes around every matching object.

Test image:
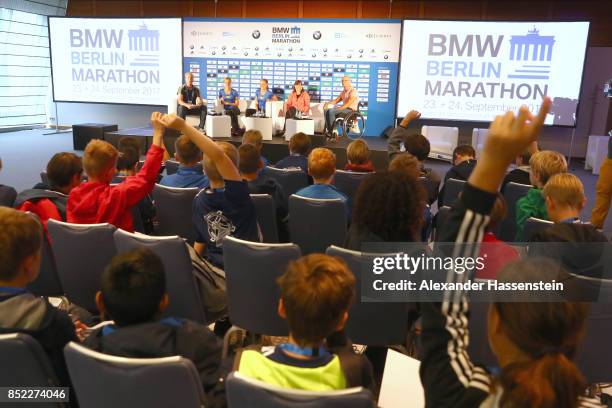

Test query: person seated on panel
[323,75,359,139]
[275,132,311,174]
[218,76,243,137]
[344,139,375,172]
[282,80,311,132]
[177,72,206,130]
[159,135,209,189]
[246,78,276,117]
[235,254,374,392]
[83,249,222,405]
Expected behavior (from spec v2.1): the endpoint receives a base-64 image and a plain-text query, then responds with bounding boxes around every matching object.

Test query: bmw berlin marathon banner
[48,18,182,105]
[183,19,401,136]
[398,21,590,126]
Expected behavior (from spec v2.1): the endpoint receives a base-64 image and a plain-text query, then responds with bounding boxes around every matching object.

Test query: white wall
[50,100,167,129]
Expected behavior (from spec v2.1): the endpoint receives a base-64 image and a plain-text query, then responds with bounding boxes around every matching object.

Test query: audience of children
[159,134,209,189]
[274,132,311,173]
[1,100,611,408]
[67,113,166,232]
[515,150,567,240]
[236,254,374,391]
[344,139,375,172]
[501,147,533,193]
[238,143,289,241]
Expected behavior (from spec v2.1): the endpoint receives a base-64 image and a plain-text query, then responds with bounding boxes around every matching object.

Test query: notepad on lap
[378,349,425,408]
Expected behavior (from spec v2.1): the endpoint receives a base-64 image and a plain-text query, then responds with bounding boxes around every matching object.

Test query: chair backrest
[523,217,554,242]
[164,160,180,175]
[466,300,498,371]
[499,182,532,241]
[262,167,309,197]
[0,333,63,390]
[64,342,205,408]
[325,246,411,346]
[333,170,370,208]
[27,237,63,297]
[151,184,199,244]
[421,125,459,162]
[434,206,452,241]
[251,194,279,243]
[113,229,206,323]
[223,236,301,336]
[226,372,374,408]
[47,219,117,312]
[289,195,347,255]
[442,178,465,206]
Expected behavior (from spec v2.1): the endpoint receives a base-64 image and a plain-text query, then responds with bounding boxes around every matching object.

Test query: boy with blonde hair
[242,129,269,167]
[295,147,347,202]
[515,150,567,240]
[345,139,374,172]
[542,173,585,224]
[67,113,166,232]
[236,254,373,391]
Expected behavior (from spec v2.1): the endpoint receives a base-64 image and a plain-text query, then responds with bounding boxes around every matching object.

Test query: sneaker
[350,123,360,134]
[332,129,338,139]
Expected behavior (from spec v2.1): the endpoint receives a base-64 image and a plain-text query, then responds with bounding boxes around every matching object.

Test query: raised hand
[400,109,421,127]
[150,112,165,132]
[159,113,187,131]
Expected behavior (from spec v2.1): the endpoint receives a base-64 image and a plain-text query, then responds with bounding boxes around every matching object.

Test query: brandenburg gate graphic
[509,27,555,61]
[128,24,160,52]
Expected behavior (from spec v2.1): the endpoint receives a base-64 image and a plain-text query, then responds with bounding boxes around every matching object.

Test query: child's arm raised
[160,114,242,181]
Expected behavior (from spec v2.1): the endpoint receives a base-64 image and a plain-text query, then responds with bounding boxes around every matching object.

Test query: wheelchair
[329,102,366,141]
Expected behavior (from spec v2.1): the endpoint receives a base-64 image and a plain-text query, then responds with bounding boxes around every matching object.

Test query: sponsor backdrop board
[183,19,401,136]
[398,20,590,126]
[49,17,182,106]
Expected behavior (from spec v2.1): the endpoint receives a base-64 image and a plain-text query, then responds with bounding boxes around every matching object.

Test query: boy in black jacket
[83,249,222,403]
[0,207,77,386]
[438,144,476,207]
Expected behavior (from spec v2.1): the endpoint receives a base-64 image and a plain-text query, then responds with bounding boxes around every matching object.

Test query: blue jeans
[324,108,353,133]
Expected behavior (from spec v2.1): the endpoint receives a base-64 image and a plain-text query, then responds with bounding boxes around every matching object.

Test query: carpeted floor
[1,128,610,235]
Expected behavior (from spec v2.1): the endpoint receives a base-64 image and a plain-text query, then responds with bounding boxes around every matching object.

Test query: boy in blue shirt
[160,135,209,189]
[218,77,242,136]
[295,147,347,202]
[242,129,270,167]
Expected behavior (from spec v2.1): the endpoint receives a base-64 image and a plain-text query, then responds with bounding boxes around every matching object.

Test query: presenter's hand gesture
[159,113,187,132]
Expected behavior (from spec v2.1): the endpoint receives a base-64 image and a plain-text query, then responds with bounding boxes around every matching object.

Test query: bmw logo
[255,46,259,51]
[252,30,260,39]
[313,31,322,40]
[212,51,216,55]
[190,45,194,49]
[222,46,226,50]
[384,55,388,59]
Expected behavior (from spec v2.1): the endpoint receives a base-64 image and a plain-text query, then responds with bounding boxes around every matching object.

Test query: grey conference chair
[523,217,554,242]
[251,193,279,243]
[466,300,498,371]
[442,178,466,206]
[0,334,65,407]
[326,245,412,346]
[226,371,374,408]
[47,219,117,312]
[499,182,532,242]
[289,195,347,255]
[333,170,371,207]
[434,205,452,242]
[27,238,63,297]
[113,229,206,324]
[151,184,199,244]
[262,166,309,197]
[164,159,180,175]
[222,236,300,343]
[64,342,205,408]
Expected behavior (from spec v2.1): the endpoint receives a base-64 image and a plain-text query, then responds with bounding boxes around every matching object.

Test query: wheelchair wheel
[342,111,365,140]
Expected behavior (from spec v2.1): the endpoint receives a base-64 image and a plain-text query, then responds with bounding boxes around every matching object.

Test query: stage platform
[104,127,391,171]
